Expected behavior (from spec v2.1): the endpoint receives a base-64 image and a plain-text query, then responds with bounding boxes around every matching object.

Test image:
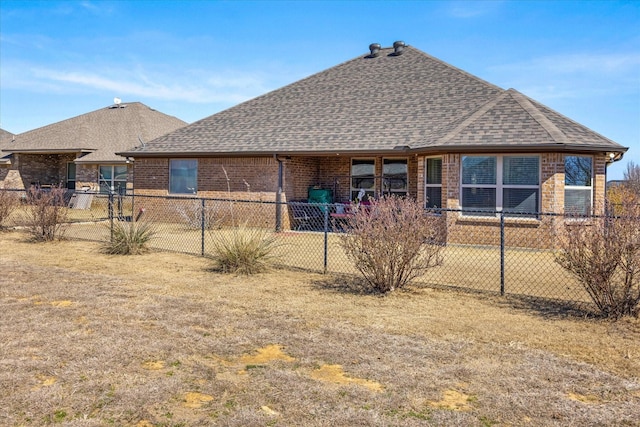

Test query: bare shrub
[339,196,444,293]
[208,224,281,274]
[175,199,229,230]
[102,219,156,255]
[22,186,69,241]
[556,203,640,319]
[623,160,640,196]
[0,188,19,230]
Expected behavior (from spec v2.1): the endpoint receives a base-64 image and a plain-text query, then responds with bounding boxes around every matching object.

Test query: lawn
[1,230,639,426]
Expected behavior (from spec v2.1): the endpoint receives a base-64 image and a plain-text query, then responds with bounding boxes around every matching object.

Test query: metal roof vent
[368,43,381,58]
[392,40,405,56]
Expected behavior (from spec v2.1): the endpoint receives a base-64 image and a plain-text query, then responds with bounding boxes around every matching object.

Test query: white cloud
[4,62,272,105]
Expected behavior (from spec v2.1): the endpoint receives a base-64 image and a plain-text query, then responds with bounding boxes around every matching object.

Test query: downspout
[275,154,283,232]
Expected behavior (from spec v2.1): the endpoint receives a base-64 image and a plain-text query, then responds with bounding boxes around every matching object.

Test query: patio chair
[290,201,323,231]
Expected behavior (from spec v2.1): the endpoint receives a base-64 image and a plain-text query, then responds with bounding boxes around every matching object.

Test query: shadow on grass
[414,280,597,320]
[310,273,381,295]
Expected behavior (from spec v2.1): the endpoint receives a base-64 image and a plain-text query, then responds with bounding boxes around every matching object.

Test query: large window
[351,159,375,202]
[99,165,128,194]
[170,159,198,194]
[425,157,442,208]
[382,158,408,197]
[461,155,539,216]
[564,155,592,215]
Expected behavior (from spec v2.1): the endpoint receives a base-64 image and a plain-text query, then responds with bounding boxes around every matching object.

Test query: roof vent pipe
[368,43,381,57]
[392,40,405,55]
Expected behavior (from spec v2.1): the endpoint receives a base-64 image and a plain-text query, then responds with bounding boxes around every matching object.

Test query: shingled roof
[0,128,15,165]
[121,44,626,157]
[5,102,186,163]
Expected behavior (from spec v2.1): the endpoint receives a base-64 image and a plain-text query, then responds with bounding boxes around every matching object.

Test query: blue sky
[1,0,638,179]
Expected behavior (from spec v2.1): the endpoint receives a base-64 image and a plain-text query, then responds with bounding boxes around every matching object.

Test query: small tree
[556,202,640,319]
[623,161,640,196]
[339,196,444,293]
[0,188,19,230]
[23,185,69,241]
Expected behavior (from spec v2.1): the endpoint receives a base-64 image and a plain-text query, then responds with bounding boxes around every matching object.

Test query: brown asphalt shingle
[0,128,15,164]
[124,45,625,156]
[5,102,186,163]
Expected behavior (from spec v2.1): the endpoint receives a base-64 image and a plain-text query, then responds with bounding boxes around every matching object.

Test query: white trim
[460,154,541,217]
[424,156,443,208]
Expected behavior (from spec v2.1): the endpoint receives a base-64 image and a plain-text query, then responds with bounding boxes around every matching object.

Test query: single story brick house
[0,102,186,192]
[120,42,627,246]
[0,128,15,173]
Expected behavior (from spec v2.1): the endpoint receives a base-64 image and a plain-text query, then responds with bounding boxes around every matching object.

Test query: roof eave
[119,143,628,158]
[3,148,96,155]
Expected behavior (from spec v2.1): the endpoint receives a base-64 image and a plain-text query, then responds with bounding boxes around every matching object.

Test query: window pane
[352,177,375,190]
[462,188,496,213]
[99,166,112,181]
[565,189,592,215]
[462,156,496,185]
[351,159,375,176]
[383,159,407,175]
[504,188,538,215]
[351,159,375,193]
[426,158,442,185]
[67,163,76,180]
[114,165,128,180]
[426,187,442,209]
[170,159,198,194]
[383,159,407,193]
[503,156,538,185]
[565,156,592,187]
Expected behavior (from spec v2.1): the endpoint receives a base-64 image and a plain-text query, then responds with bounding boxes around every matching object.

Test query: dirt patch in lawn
[1,230,639,426]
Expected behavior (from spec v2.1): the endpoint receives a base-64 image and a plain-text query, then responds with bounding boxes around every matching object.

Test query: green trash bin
[308,188,332,213]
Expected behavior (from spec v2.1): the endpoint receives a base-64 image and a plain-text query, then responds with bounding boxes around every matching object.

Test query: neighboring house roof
[5,102,186,163]
[121,44,626,158]
[0,128,15,165]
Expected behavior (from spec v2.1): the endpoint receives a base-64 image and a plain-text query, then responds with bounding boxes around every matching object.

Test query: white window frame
[99,164,128,194]
[460,154,540,217]
[564,155,593,215]
[424,156,442,209]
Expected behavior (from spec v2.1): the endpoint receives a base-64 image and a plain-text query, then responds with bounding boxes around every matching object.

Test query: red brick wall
[130,152,609,241]
[0,153,78,189]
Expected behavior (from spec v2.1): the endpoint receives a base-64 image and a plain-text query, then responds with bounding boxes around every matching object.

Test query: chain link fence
[2,189,610,310]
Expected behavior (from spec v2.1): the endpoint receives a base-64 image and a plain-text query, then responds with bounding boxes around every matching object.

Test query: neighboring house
[1,102,186,192]
[0,128,15,170]
[120,42,628,245]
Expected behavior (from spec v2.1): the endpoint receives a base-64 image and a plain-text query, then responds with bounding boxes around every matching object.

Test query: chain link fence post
[323,204,329,274]
[500,211,505,296]
[108,190,114,243]
[201,197,206,256]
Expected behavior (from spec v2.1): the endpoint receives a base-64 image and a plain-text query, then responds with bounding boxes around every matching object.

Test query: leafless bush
[175,199,228,230]
[0,188,19,230]
[556,203,640,319]
[22,185,69,241]
[339,196,444,293]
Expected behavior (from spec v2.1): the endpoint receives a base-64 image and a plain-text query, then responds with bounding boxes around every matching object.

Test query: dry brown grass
[1,230,639,426]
